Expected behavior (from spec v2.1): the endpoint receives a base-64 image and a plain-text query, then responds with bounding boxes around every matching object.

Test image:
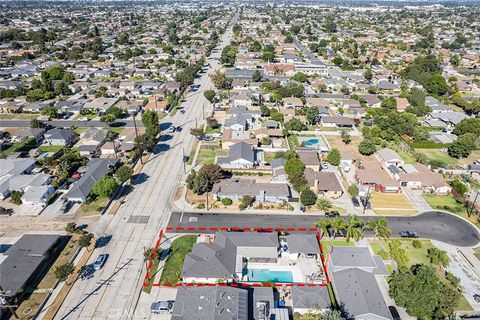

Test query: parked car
[399,231,418,238]
[321,162,329,170]
[328,226,346,238]
[168,125,176,133]
[159,248,170,261]
[180,109,186,114]
[351,197,360,208]
[325,211,340,218]
[183,155,189,163]
[175,126,182,132]
[93,254,109,270]
[60,200,73,213]
[151,301,174,314]
[473,294,480,303]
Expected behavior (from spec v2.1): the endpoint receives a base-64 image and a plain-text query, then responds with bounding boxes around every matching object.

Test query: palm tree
[365,217,391,240]
[329,216,347,239]
[345,215,364,243]
[316,219,331,238]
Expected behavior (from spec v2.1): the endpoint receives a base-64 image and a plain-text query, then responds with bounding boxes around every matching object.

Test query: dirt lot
[326,136,372,162]
[370,191,418,215]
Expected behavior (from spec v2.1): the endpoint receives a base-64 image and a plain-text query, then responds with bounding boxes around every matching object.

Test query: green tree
[9,190,23,205]
[79,233,94,248]
[341,130,351,144]
[285,118,307,131]
[365,217,391,240]
[425,74,449,96]
[388,240,409,269]
[358,139,376,155]
[291,72,308,83]
[105,105,124,118]
[451,178,467,195]
[239,195,253,211]
[30,119,45,128]
[41,106,59,118]
[135,133,157,152]
[348,184,359,197]
[315,198,332,211]
[448,133,477,158]
[345,215,363,242]
[329,216,347,239]
[389,264,459,319]
[204,90,216,103]
[332,56,343,66]
[363,68,373,82]
[252,70,262,82]
[300,188,317,206]
[427,247,450,267]
[92,176,119,197]
[316,219,331,238]
[54,262,74,282]
[381,97,397,110]
[100,114,117,124]
[142,109,159,132]
[453,118,480,137]
[285,157,305,176]
[327,148,341,166]
[115,165,133,183]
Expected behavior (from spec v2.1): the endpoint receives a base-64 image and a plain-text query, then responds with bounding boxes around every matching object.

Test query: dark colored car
[328,227,346,238]
[325,211,340,218]
[60,200,73,213]
[183,155,189,163]
[360,196,371,209]
[159,248,170,261]
[473,294,480,303]
[399,231,419,238]
[351,197,360,208]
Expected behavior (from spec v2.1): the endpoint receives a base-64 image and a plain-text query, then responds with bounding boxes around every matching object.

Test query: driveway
[167,211,480,247]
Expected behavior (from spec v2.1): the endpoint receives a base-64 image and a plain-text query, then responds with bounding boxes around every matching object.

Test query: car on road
[399,231,418,238]
[151,301,174,314]
[60,200,73,213]
[175,126,182,132]
[168,125,176,133]
[79,117,90,121]
[325,211,340,218]
[473,294,480,303]
[93,254,109,270]
[351,197,360,208]
[180,109,186,114]
[183,155,189,163]
[321,162,329,170]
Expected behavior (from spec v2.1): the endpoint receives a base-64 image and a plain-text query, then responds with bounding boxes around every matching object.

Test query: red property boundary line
[144,228,331,288]
[143,229,164,287]
[165,227,320,232]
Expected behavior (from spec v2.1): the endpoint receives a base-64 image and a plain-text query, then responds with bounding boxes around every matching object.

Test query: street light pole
[132,112,143,165]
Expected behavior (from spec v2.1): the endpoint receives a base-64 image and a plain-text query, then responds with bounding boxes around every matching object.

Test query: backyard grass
[37,145,64,153]
[0,138,37,158]
[415,149,458,166]
[159,235,197,284]
[370,192,415,210]
[396,148,417,164]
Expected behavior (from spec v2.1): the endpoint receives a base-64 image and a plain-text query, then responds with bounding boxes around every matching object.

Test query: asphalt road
[293,37,325,66]
[167,211,480,247]
[55,16,237,320]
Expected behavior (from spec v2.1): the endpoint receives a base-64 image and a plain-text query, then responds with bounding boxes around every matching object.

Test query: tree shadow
[132,172,149,185]
[95,234,112,248]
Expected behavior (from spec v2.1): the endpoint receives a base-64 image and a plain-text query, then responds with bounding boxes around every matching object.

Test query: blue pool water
[303,139,319,147]
[247,269,293,283]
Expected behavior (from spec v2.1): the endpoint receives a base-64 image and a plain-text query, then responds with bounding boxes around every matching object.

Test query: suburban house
[43,128,76,146]
[212,178,291,203]
[356,160,401,193]
[291,286,331,315]
[64,158,119,203]
[271,158,288,182]
[297,149,321,171]
[83,97,118,113]
[172,286,288,320]
[304,169,343,197]
[376,148,405,167]
[425,111,469,128]
[74,127,107,157]
[13,128,45,143]
[328,246,392,320]
[216,142,256,169]
[221,129,258,150]
[320,116,354,128]
[0,234,62,300]
[282,97,303,109]
[391,163,452,194]
[181,232,280,283]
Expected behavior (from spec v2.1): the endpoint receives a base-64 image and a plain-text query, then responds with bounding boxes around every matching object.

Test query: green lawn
[159,235,197,284]
[474,247,480,262]
[415,149,458,166]
[205,126,221,134]
[78,196,109,215]
[422,194,480,228]
[0,138,37,158]
[397,148,417,164]
[37,145,64,153]
[369,239,436,267]
[108,127,124,135]
[74,112,96,120]
[197,146,227,165]
[143,256,160,294]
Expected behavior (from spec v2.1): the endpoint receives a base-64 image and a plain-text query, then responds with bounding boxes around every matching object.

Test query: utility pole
[182,147,186,174]
[0,286,18,319]
[362,184,371,215]
[132,112,143,165]
[469,190,479,216]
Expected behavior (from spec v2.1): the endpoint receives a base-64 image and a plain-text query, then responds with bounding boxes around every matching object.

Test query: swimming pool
[246,269,294,283]
[303,138,319,147]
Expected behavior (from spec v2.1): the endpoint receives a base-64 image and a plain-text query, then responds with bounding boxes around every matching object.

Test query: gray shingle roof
[292,286,331,310]
[329,246,376,268]
[217,142,255,164]
[286,234,321,254]
[333,268,392,320]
